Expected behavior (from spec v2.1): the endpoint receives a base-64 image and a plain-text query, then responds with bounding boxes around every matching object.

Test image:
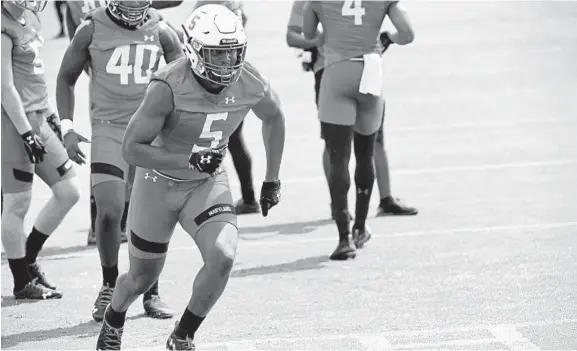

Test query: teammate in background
[54,1,66,38]
[286,0,329,193]
[192,0,260,215]
[303,1,414,260]
[1,0,80,299]
[56,0,182,321]
[288,1,417,219]
[66,0,184,246]
[96,5,285,350]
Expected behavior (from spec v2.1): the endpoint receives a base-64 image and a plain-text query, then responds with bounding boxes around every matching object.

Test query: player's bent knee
[201,222,237,277]
[51,178,81,207]
[128,230,169,260]
[1,191,32,219]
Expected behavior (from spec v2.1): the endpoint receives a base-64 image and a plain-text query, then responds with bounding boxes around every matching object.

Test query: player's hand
[380,31,393,53]
[189,146,225,176]
[63,130,90,165]
[20,131,47,164]
[260,180,281,217]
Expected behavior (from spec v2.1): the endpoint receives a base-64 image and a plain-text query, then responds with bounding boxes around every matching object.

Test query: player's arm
[385,2,414,45]
[2,33,47,163]
[159,21,184,63]
[286,2,319,49]
[252,87,285,183]
[123,80,189,170]
[65,4,79,41]
[1,33,32,134]
[302,2,319,41]
[56,20,93,164]
[151,0,183,10]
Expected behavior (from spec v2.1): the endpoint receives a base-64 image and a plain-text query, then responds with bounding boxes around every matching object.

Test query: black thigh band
[130,230,169,254]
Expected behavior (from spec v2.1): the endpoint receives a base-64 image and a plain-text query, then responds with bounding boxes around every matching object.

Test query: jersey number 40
[106,44,159,85]
[341,0,365,25]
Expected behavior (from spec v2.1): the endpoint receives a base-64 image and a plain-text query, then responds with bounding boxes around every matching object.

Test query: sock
[25,227,49,264]
[105,306,127,329]
[353,132,376,230]
[102,265,119,287]
[120,201,129,233]
[175,308,205,340]
[90,195,97,232]
[144,280,159,299]
[8,258,33,292]
[337,220,350,242]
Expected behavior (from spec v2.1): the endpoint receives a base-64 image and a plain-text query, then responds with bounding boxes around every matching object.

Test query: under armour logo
[144,35,154,42]
[357,188,370,195]
[224,96,235,104]
[144,172,157,182]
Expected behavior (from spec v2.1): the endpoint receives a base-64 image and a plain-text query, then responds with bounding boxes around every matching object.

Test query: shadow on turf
[0,313,148,348]
[239,218,333,238]
[1,245,96,265]
[231,255,329,278]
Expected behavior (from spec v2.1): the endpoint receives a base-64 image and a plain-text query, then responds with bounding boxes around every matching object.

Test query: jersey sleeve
[241,61,271,101]
[287,1,304,28]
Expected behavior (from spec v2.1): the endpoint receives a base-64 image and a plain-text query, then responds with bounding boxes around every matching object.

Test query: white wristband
[61,119,74,136]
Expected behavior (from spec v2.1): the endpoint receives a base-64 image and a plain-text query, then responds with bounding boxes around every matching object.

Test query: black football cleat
[14,279,63,300]
[92,284,114,322]
[352,225,372,249]
[235,199,260,215]
[96,313,123,350]
[143,294,174,319]
[377,197,418,216]
[166,321,196,350]
[28,262,57,290]
[329,238,357,260]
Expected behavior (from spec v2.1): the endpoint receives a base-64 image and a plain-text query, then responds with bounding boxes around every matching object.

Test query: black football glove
[189,147,225,176]
[301,47,318,72]
[260,180,281,217]
[21,130,46,164]
[46,114,63,142]
[380,31,393,53]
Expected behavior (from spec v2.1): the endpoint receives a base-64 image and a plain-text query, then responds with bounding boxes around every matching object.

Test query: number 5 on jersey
[191,112,229,153]
[106,44,159,85]
[342,0,365,25]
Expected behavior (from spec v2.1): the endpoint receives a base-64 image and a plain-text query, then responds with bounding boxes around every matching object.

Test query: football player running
[193,0,260,215]
[66,1,184,247]
[1,0,80,300]
[56,0,183,322]
[95,5,285,350]
[303,1,414,260]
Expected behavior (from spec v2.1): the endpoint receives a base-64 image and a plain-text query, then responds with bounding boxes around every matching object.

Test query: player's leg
[0,111,61,299]
[87,184,97,245]
[228,121,259,214]
[90,123,132,321]
[97,168,179,350]
[314,69,331,191]
[168,172,237,349]
[373,104,419,217]
[318,62,358,260]
[350,89,383,249]
[31,112,80,289]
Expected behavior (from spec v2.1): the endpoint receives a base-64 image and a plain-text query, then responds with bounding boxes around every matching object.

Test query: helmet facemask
[12,0,47,12]
[107,0,151,29]
[183,30,247,87]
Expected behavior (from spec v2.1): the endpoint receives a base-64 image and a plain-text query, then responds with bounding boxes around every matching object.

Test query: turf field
[2,1,577,350]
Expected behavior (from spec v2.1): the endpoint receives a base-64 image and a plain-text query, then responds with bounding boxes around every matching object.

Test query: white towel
[358,53,383,96]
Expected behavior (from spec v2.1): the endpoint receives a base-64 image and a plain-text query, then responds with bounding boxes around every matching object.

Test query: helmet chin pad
[107,0,151,27]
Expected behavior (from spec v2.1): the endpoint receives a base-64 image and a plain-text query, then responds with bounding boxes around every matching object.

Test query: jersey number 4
[191,112,229,153]
[341,0,365,25]
[106,44,159,85]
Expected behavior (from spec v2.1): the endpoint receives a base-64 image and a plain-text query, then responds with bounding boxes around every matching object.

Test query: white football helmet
[182,4,247,86]
[11,0,47,12]
[107,0,152,28]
